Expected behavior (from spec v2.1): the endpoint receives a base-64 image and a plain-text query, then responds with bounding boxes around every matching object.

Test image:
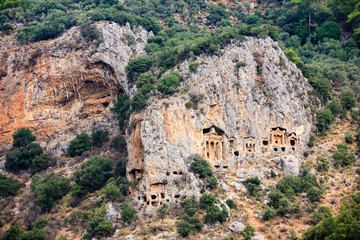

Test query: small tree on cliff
[67,132,92,157]
[5,128,49,173]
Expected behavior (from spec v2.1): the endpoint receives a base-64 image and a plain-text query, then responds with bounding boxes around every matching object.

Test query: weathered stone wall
[126,37,315,207]
[0,22,152,153]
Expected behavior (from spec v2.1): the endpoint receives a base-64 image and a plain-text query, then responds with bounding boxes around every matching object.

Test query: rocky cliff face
[0,22,152,153]
[0,23,315,210]
[126,37,315,208]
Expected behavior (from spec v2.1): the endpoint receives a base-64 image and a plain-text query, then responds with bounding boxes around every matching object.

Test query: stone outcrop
[126,37,315,207]
[0,22,152,151]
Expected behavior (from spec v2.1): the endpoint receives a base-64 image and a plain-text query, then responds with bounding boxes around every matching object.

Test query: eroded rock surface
[126,37,315,207]
[0,22,152,151]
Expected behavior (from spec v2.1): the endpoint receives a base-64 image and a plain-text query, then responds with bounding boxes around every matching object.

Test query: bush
[190,157,213,178]
[340,89,357,110]
[157,203,168,221]
[111,135,127,152]
[204,205,228,224]
[276,175,302,197]
[240,225,255,240]
[6,143,48,173]
[312,206,332,224]
[307,134,317,148]
[326,100,342,117]
[80,21,100,41]
[307,186,323,202]
[114,158,127,178]
[0,173,22,197]
[75,155,113,192]
[277,198,290,216]
[182,198,197,217]
[333,144,355,166]
[242,177,261,196]
[189,62,200,72]
[200,193,216,209]
[20,228,47,240]
[316,109,334,134]
[316,158,329,172]
[135,73,156,89]
[104,182,121,200]
[226,199,234,209]
[85,216,113,239]
[125,56,152,82]
[177,219,197,237]
[120,202,137,223]
[206,176,218,189]
[236,61,246,68]
[315,21,341,41]
[157,71,181,94]
[268,191,285,209]
[68,132,92,157]
[91,128,109,148]
[263,207,276,220]
[345,134,354,144]
[12,128,36,147]
[2,222,22,240]
[31,173,70,212]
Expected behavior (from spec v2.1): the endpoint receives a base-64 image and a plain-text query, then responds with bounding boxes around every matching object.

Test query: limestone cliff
[0,22,152,153]
[126,37,315,207]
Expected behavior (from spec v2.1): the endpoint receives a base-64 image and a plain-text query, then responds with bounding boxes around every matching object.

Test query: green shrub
[12,128,36,147]
[111,93,131,130]
[120,202,137,223]
[316,158,329,172]
[277,198,290,216]
[157,203,168,221]
[200,193,216,209]
[240,225,255,240]
[104,182,121,200]
[177,219,196,237]
[136,73,156,89]
[6,143,48,173]
[157,71,181,95]
[204,205,228,224]
[236,61,246,68]
[340,89,357,110]
[307,186,323,202]
[67,132,92,157]
[31,173,70,212]
[91,128,109,148]
[182,198,197,217]
[312,206,332,224]
[276,175,302,197]
[315,21,341,41]
[189,62,200,72]
[333,144,355,166]
[316,109,335,134]
[345,134,354,144]
[85,216,113,239]
[242,177,261,196]
[80,21,100,41]
[268,191,285,209]
[111,135,127,152]
[190,157,213,178]
[75,155,113,192]
[226,199,234,209]
[307,134,317,148]
[206,176,218,189]
[2,222,22,240]
[284,49,300,65]
[125,33,136,45]
[326,100,342,117]
[20,228,47,240]
[309,77,333,103]
[263,207,276,220]
[125,56,152,82]
[0,173,22,197]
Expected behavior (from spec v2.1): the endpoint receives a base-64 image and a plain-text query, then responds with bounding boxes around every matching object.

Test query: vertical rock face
[127,37,315,207]
[0,22,152,151]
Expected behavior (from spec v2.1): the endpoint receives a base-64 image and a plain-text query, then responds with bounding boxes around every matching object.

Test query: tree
[12,128,36,147]
[120,202,137,223]
[340,88,356,110]
[316,109,334,134]
[125,56,152,82]
[157,203,168,222]
[190,157,213,178]
[292,0,321,32]
[2,222,22,240]
[91,128,109,148]
[240,225,255,240]
[86,216,113,239]
[0,173,22,197]
[200,193,216,209]
[157,71,181,95]
[67,132,92,157]
[242,177,261,196]
[75,156,113,192]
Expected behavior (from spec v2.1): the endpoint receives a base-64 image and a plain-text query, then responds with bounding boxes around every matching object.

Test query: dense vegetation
[5,128,50,173]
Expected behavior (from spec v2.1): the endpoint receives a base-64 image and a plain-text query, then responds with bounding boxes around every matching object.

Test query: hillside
[0,0,360,240]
